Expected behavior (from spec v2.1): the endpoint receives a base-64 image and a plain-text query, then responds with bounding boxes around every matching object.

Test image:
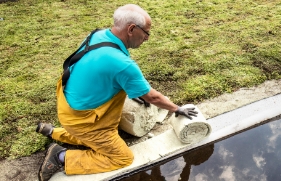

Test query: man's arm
[140,88,178,112]
[137,88,198,119]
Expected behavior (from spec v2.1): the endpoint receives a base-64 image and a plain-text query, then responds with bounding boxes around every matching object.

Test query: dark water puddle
[119,117,281,181]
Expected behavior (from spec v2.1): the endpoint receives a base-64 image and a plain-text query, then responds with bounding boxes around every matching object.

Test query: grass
[0,0,281,159]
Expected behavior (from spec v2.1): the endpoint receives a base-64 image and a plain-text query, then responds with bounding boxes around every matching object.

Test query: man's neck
[111,27,129,49]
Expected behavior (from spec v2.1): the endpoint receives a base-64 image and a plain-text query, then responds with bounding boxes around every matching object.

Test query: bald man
[37,4,197,181]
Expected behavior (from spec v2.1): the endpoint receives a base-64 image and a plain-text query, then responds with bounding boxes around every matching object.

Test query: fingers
[144,102,150,107]
[186,107,195,110]
[132,97,150,107]
[139,97,145,102]
[185,114,192,120]
[139,97,150,107]
[189,113,198,117]
[175,107,198,119]
[189,110,198,115]
[132,98,144,104]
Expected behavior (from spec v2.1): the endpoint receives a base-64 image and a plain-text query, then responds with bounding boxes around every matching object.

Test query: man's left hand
[132,97,150,107]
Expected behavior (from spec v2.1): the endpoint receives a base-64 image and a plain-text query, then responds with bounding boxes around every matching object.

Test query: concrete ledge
[50,94,281,181]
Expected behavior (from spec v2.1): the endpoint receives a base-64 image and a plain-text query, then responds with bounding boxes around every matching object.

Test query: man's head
[112,4,151,49]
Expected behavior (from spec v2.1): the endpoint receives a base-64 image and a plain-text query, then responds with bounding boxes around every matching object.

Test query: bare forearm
[141,88,178,112]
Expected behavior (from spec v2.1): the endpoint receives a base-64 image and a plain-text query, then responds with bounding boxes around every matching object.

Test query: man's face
[129,22,151,49]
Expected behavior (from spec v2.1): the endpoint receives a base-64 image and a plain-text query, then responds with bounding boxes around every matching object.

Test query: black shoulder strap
[62,29,124,86]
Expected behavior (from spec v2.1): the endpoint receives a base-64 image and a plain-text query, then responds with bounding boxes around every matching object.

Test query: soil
[1,79,280,181]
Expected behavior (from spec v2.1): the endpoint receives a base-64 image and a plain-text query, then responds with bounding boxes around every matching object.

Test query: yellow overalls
[51,77,134,175]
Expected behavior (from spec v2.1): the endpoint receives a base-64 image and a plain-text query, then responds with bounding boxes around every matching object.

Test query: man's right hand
[132,97,150,107]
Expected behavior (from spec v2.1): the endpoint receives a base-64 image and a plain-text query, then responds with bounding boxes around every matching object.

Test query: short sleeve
[115,62,151,99]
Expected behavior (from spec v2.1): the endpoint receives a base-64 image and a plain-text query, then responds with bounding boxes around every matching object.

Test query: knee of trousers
[115,149,134,167]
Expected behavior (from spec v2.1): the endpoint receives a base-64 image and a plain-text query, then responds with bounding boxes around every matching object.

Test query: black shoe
[36,123,54,138]
[38,143,66,181]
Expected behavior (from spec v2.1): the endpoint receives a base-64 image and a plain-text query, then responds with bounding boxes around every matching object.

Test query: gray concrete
[50,94,281,181]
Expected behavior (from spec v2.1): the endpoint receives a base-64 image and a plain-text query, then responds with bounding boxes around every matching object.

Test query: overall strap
[62,29,124,86]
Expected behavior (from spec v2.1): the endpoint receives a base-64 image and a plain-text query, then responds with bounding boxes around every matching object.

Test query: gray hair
[113,5,146,31]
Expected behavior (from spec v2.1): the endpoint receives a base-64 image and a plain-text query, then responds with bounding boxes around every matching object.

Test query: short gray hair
[113,6,146,31]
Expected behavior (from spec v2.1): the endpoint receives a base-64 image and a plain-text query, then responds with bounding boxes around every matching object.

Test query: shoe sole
[38,143,57,181]
[36,123,44,133]
[36,123,53,138]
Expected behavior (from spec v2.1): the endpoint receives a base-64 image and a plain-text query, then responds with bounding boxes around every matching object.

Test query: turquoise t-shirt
[63,29,151,110]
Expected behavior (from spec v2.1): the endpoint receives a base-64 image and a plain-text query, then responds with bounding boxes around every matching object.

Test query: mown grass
[0,0,281,159]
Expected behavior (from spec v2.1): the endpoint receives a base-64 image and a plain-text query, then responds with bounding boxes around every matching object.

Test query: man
[36,4,197,181]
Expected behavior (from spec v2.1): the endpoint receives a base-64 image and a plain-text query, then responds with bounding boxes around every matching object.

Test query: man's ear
[127,24,135,36]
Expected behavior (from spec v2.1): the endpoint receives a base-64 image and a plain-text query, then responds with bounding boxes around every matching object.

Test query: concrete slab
[49,94,281,181]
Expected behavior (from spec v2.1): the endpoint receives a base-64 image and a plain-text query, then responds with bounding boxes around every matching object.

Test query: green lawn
[0,0,281,159]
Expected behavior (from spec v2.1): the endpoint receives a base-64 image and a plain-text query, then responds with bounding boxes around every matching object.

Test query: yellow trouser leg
[54,77,134,175]
[52,128,86,146]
